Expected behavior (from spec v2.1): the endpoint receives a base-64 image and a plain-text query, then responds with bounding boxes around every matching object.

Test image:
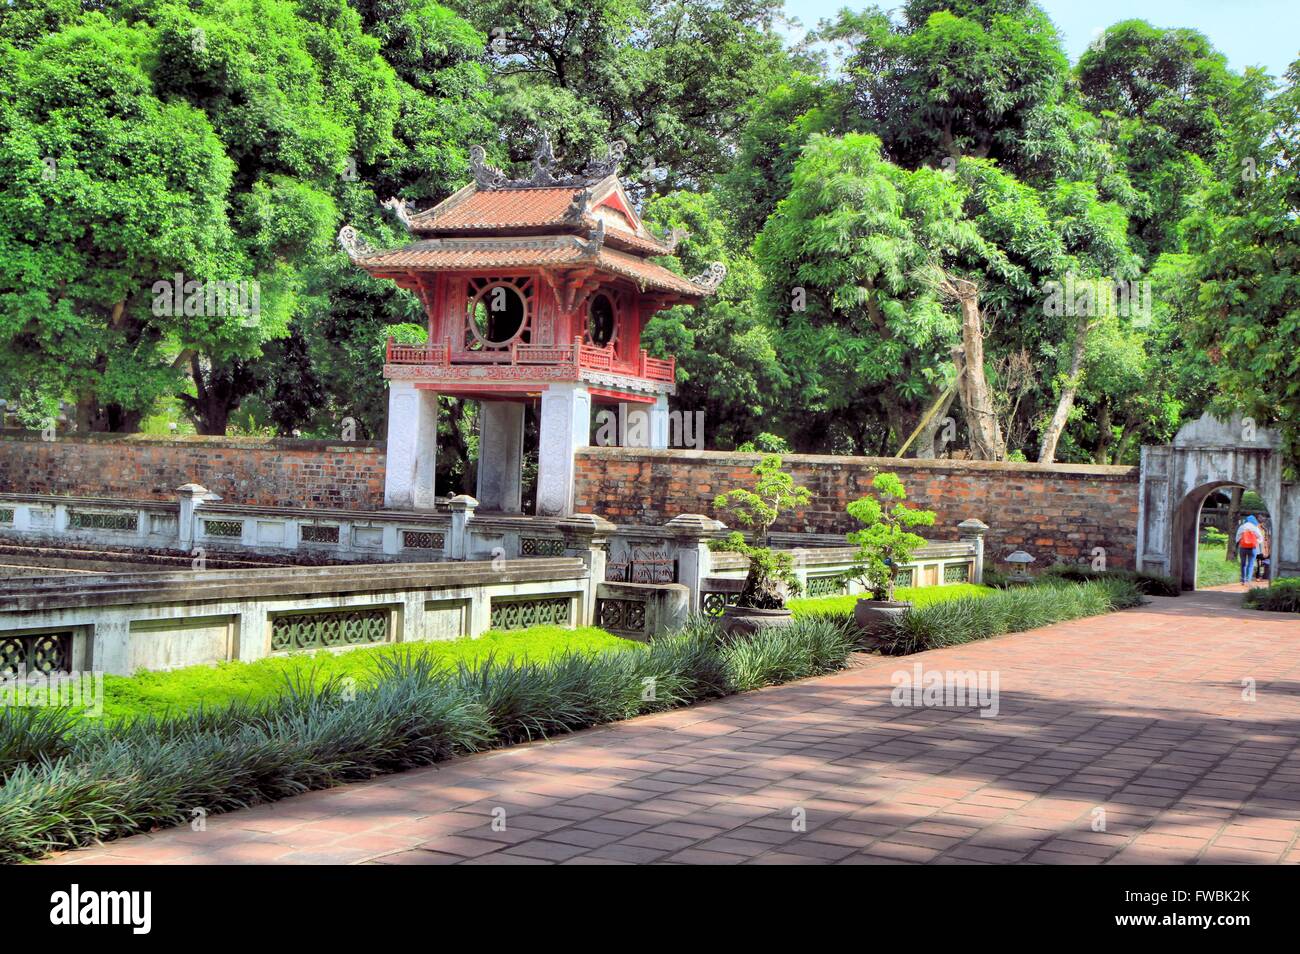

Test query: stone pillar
[558,513,616,625]
[384,381,439,510]
[448,494,478,560]
[536,383,591,516]
[958,518,989,584]
[476,400,525,512]
[1279,482,1299,579]
[90,615,132,676]
[176,483,209,552]
[650,395,670,449]
[663,513,726,613]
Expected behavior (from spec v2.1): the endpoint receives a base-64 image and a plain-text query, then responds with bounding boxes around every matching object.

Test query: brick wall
[575,447,1141,569]
[0,431,385,509]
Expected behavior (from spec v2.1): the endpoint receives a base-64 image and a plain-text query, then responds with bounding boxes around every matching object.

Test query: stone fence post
[958,518,989,584]
[663,513,726,613]
[558,513,617,626]
[448,494,478,560]
[176,483,209,553]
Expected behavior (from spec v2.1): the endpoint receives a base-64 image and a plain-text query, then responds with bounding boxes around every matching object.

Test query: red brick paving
[46,589,1300,865]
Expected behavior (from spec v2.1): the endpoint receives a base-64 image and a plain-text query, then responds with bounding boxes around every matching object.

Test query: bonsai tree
[845,472,936,602]
[712,455,812,608]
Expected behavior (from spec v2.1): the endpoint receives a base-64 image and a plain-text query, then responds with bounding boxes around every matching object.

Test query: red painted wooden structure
[341,139,723,405]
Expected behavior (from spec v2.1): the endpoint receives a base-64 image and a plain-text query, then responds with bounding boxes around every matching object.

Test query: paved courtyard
[51,588,1300,865]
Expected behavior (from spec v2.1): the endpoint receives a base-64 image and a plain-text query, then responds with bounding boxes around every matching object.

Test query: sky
[780,0,1299,79]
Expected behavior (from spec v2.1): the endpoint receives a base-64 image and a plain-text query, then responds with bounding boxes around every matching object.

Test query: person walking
[1235,514,1263,584]
[1256,518,1272,581]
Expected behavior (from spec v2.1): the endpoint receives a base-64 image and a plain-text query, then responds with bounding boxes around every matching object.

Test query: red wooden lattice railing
[386,337,675,383]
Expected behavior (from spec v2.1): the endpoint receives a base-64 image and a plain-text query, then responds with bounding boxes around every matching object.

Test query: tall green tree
[1077,19,1249,259]
[822,0,1121,190]
[255,0,493,447]
[0,17,239,431]
[642,191,784,447]
[716,72,845,246]
[0,0,407,433]
[1184,61,1300,464]
[754,134,963,454]
[452,0,805,196]
[755,132,1139,460]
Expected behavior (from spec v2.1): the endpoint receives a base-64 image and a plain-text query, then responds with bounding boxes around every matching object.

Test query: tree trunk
[910,387,957,458]
[184,356,260,435]
[1038,311,1090,464]
[1225,487,1243,561]
[928,272,1004,459]
[75,392,96,434]
[951,290,1005,460]
[1113,417,1141,465]
[1093,399,1112,464]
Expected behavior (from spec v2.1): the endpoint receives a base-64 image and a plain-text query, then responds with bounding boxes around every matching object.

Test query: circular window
[588,293,616,347]
[469,283,527,346]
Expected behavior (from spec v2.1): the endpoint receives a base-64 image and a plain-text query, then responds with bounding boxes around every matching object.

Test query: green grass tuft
[788,583,995,622]
[1039,564,1180,596]
[882,579,1144,655]
[1244,578,1300,612]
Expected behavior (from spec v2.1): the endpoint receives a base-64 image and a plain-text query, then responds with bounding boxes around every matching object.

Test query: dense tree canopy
[0,0,1295,474]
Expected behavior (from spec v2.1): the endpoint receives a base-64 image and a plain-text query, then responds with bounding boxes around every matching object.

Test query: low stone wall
[0,430,384,508]
[575,447,1140,569]
[1,558,599,676]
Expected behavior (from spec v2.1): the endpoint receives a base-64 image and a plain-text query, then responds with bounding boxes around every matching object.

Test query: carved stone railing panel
[270,608,390,653]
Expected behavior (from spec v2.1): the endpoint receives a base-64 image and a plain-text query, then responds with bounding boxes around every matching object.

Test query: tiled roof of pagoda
[351,235,709,298]
[410,186,581,231]
[407,180,676,257]
[339,134,724,298]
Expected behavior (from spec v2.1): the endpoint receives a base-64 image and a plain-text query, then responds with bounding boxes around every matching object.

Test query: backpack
[1240,528,1259,549]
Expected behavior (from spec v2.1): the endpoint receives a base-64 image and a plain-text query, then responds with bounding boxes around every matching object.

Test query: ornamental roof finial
[337,225,373,262]
[381,197,415,232]
[467,133,628,190]
[579,219,606,257]
[690,261,727,291]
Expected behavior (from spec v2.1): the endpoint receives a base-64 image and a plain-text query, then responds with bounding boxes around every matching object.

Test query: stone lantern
[1006,549,1036,584]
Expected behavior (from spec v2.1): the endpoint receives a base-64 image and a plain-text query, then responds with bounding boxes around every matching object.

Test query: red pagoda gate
[340,137,721,516]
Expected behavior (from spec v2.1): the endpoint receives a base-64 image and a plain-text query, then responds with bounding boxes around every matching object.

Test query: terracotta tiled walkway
[50,589,1300,865]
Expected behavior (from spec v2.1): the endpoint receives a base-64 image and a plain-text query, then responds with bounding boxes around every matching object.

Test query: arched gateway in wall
[1138,412,1300,590]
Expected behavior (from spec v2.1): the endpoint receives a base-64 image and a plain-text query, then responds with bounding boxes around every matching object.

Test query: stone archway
[1138,413,1298,590]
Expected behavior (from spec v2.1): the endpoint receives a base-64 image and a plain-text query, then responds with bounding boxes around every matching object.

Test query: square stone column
[558,513,616,625]
[384,381,439,510]
[650,395,670,449]
[176,482,209,552]
[663,513,726,612]
[536,383,591,516]
[958,518,989,584]
[476,400,525,512]
[447,494,478,560]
